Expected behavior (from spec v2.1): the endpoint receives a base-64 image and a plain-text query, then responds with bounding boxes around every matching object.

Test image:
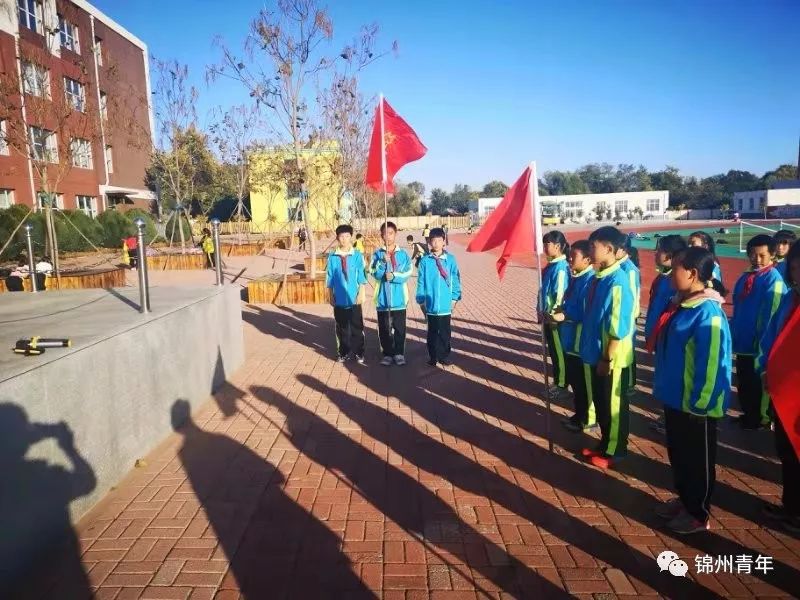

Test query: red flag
[767,299,800,459]
[365,97,427,194]
[466,165,540,279]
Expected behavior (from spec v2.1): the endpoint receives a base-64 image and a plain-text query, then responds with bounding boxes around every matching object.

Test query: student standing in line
[616,233,641,395]
[688,231,725,292]
[549,240,597,432]
[579,226,636,469]
[370,222,414,366]
[731,234,787,429]
[773,230,798,279]
[757,240,800,534]
[416,228,462,367]
[538,231,571,400]
[326,225,368,364]
[650,247,732,534]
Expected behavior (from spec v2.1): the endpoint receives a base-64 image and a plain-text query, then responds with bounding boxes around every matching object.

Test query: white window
[70,138,92,168]
[614,200,628,214]
[76,195,96,217]
[0,189,14,208]
[105,145,113,173]
[646,198,660,212]
[22,62,49,98]
[58,15,80,54]
[18,0,43,33]
[99,92,108,120]
[29,126,58,162]
[64,77,85,112]
[0,120,8,155]
[37,192,62,209]
[94,37,103,66]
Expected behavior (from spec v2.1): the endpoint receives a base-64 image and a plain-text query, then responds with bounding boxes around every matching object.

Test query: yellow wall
[249,143,341,233]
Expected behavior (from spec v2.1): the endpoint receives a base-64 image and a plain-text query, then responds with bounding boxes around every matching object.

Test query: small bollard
[134,218,151,313]
[210,218,223,286]
[24,224,38,293]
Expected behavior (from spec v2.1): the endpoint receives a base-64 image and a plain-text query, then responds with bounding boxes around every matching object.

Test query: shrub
[53,210,105,252]
[97,210,136,248]
[163,212,193,244]
[125,209,158,245]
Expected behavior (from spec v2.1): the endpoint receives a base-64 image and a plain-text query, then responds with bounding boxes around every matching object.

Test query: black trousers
[588,365,630,456]
[736,355,771,426]
[545,326,566,389]
[426,314,451,362]
[377,310,407,356]
[566,354,595,426]
[775,415,800,517]
[333,305,365,358]
[664,406,718,523]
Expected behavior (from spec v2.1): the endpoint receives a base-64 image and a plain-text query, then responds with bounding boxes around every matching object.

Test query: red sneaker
[589,455,614,469]
[581,448,601,458]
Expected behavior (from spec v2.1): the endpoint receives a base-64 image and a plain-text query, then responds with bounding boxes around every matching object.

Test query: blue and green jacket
[619,255,642,320]
[560,266,594,355]
[776,257,787,280]
[370,246,413,311]
[645,270,675,340]
[731,265,786,355]
[712,262,723,283]
[538,255,569,315]
[416,251,462,315]
[756,290,799,374]
[653,291,732,417]
[325,248,367,308]
[578,260,636,367]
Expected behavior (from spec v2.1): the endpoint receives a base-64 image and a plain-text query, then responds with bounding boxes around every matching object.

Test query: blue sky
[94,0,800,192]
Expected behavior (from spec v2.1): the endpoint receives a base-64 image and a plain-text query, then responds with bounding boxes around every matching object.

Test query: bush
[163,212,193,244]
[125,209,158,245]
[97,210,136,248]
[53,210,105,252]
[0,206,45,260]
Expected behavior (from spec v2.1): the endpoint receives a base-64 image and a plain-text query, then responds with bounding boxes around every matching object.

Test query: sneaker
[394,355,406,366]
[427,359,438,367]
[589,454,620,469]
[548,387,571,400]
[380,356,394,367]
[336,355,348,363]
[666,511,709,534]
[655,498,684,520]
[580,447,601,458]
[355,355,366,365]
[439,357,452,366]
[562,420,582,433]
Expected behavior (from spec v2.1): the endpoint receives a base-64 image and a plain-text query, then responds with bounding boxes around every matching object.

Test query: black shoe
[427,359,438,367]
[562,420,582,433]
[439,358,451,366]
[355,355,366,365]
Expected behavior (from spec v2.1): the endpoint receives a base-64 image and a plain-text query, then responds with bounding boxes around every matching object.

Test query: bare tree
[148,58,201,251]
[208,0,393,277]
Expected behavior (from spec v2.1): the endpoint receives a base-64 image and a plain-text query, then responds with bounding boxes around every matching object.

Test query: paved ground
[18,235,800,599]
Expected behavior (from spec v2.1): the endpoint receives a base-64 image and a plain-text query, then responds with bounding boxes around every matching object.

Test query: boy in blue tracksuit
[757,240,800,534]
[539,231,571,398]
[731,234,787,429]
[550,240,596,431]
[616,236,641,393]
[579,227,636,469]
[416,227,462,367]
[326,224,368,364]
[774,230,797,280]
[650,247,732,534]
[370,221,414,366]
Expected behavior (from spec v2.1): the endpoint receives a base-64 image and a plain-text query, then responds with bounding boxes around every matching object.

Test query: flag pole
[380,93,389,236]
[529,161,553,453]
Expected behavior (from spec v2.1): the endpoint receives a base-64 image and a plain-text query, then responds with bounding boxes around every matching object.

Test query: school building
[0,0,154,216]
[733,184,800,219]
[541,190,670,220]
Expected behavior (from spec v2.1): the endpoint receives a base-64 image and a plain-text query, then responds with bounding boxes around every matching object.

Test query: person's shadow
[170,399,373,599]
[0,403,96,599]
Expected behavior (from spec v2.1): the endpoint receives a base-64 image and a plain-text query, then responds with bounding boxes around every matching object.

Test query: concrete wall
[0,285,243,586]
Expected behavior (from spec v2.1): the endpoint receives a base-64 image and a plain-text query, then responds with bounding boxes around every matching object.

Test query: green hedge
[0,207,159,261]
[163,212,193,244]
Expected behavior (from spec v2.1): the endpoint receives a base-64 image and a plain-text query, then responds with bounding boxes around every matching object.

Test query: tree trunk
[178,204,186,253]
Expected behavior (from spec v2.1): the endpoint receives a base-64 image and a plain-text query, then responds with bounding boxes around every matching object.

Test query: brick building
[0,0,154,216]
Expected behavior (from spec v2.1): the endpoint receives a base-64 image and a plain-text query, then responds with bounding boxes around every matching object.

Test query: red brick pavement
[16,237,800,599]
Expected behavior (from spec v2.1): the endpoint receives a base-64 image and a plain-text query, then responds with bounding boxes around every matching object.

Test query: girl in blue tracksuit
[370,221,414,366]
[756,240,800,533]
[645,235,688,342]
[688,231,725,293]
[326,225,368,363]
[416,228,462,366]
[731,234,787,429]
[551,240,596,431]
[773,230,797,280]
[539,231,571,395]
[651,247,732,535]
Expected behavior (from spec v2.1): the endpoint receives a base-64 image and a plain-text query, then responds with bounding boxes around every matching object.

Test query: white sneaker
[394,355,406,366]
[380,356,394,366]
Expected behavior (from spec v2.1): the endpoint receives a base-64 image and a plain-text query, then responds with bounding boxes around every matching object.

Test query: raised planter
[247,273,327,305]
[146,253,207,271]
[0,267,127,293]
[222,243,265,257]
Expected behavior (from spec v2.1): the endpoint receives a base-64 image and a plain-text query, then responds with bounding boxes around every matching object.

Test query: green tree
[762,164,798,188]
[407,181,426,198]
[541,171,589,195]
[387,185,420,217]
[429,188,451,215]
[480,180,509,198]
[616,164,652,192]
[576,163,621,193]
[450,183,475,214]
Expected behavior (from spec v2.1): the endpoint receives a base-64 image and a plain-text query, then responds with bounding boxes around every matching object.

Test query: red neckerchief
[738,264,775,301]
[338,254,349,282]
[386,248,397,271]
[646,290,706,353]
[433,254,449,282]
